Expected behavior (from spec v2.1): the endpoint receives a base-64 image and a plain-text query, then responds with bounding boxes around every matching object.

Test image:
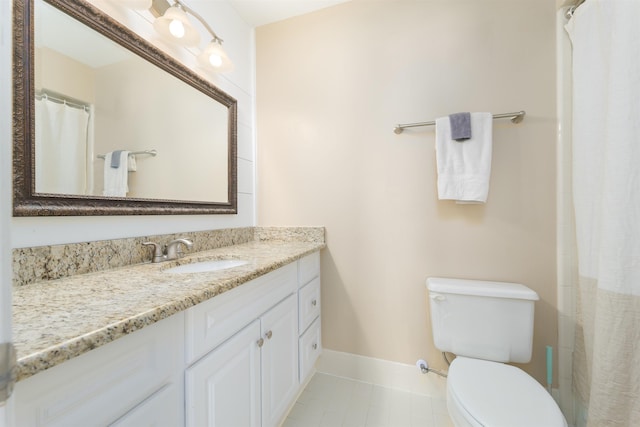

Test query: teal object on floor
[546,345,553,391]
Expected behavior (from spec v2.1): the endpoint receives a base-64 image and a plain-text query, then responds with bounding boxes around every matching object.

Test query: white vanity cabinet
[14,313,185,427]
[14,251,322,427]
[184,262,300,427]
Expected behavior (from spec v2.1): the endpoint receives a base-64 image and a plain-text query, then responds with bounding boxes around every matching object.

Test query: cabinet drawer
[298,252,320,287]
[299,317,321,383]
[298,277,320,333]
[15,314,184,427]
[186,262,297,364]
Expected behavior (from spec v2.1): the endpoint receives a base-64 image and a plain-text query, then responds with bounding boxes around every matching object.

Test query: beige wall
[256,0,557,384]
[35,47,95,103]
[93,57,228,201]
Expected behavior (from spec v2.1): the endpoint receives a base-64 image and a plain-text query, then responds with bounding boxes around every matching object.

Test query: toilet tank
[426,277,539,363]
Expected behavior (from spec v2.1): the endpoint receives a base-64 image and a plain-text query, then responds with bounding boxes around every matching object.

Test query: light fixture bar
[174,0,223,43]
[150,0,170,18]
[150,0,221,41]
[147,0,233,72]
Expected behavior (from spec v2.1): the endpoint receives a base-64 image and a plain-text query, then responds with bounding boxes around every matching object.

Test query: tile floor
[282,373,454,427]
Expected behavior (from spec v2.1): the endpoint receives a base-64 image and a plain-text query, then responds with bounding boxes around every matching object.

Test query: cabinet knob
[311,299,317,306]
[257,338,264,348]
[312,343,318,350]
[265,330,273,340]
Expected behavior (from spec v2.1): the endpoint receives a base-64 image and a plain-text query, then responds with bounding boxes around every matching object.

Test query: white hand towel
[103,151,129,197]
[435,112,493,203]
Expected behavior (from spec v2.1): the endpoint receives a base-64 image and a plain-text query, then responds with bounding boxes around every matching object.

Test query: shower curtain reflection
[566,1,640,425]
[35,96,92,195]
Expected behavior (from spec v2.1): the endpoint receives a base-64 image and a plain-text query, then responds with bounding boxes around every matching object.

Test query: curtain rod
[36,90,89,112]
[393,110,526,134]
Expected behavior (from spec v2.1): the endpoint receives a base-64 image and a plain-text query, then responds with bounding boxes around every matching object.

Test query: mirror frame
[13,0,238,216]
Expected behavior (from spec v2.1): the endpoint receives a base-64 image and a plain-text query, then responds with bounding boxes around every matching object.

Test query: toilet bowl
[426,277,568,427]
[447,357,567,427]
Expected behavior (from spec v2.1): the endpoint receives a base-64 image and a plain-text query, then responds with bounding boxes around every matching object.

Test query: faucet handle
[166,238,193,260]
[142,242,164,263]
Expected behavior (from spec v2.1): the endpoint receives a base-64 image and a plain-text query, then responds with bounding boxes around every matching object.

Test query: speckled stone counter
[13,228,325,382]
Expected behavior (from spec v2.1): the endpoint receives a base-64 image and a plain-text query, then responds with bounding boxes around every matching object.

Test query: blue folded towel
[111,150,124,168]
[449,112,472,140]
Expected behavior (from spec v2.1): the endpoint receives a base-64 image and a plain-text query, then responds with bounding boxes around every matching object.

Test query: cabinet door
[185,320,261,427]
[260,294,299,427]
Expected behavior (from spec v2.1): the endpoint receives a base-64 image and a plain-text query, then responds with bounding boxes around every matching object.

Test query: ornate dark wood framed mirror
[13,0,238,216]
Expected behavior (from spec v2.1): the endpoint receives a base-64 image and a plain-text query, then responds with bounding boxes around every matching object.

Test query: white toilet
[426,277,567,427]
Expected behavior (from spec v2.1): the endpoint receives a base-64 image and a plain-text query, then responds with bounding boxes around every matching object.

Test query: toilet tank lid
[426,277,539,301]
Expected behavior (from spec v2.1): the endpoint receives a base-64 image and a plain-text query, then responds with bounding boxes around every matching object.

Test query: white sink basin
[164,259,248,274]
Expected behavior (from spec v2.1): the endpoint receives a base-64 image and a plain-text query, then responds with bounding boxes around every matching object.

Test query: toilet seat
[447,357,567,427]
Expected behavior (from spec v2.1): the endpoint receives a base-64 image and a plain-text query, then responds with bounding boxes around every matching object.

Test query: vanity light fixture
[150,0,234,72]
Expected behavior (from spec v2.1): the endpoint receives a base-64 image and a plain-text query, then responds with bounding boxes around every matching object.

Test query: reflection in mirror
[13,0,238,215]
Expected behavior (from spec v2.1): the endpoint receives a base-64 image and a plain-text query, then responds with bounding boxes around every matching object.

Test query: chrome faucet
[166,238,193,260]
[143,238,193,263]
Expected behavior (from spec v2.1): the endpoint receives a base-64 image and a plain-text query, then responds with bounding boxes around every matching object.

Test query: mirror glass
[13,0,238,215]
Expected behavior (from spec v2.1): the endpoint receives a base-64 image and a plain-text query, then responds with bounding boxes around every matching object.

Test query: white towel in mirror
[103,151,129,197]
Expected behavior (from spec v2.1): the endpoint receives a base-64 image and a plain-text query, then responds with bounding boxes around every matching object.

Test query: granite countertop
[13,240,325,381]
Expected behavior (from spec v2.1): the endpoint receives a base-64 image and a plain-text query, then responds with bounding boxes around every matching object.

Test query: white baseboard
[316,349,448,398]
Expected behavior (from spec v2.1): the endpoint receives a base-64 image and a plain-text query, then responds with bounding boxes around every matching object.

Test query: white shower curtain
[35,97,91,195]
[566,1,640,425]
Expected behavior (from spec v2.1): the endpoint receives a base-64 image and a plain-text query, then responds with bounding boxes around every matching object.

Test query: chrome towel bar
[394,110,526,134]
[97,149,157,159]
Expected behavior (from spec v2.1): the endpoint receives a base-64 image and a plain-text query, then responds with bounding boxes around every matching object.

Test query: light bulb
[153,5,200,46]
[209,54,223,68]
[169,19,185,38]
[197,40,234,73]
